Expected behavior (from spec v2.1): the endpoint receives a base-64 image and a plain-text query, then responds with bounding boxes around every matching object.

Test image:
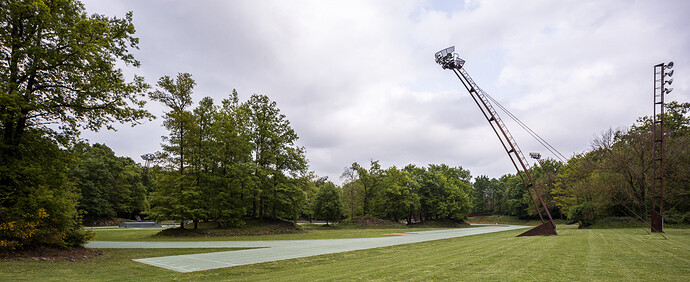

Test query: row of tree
[147,73,308,228]
[470,158,564,220]
[1,0,687,252]
[331,161,473,224]
[143,74,478,227]
[0,0,474,251]
[470,102,690,226]
[72,143,148,223]
[71,99,688,229]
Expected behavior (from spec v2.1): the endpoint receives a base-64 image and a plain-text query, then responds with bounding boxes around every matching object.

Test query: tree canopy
[1,0,150,251]
[311,182,343,224]
[0,0,151,157]
[338,161,473,223]
[147,78,309,228]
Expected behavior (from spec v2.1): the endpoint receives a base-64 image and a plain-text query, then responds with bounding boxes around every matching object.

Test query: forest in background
[1,0,688,252]
[45,100,690,234]
[470,102,690,226]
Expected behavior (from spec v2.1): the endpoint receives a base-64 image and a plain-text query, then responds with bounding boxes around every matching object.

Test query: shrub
[568,202,596,228]
[0,208,94,252]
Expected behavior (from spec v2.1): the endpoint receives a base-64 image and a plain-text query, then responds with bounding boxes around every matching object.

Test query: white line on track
[87,225,529,272]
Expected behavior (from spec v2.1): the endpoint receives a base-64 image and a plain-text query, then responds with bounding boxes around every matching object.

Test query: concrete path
[86,225,529,273]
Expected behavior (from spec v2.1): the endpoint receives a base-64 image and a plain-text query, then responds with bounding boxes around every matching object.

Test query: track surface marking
[87,225,529,272]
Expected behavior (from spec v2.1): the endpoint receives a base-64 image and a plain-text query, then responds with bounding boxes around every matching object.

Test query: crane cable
[481,90,569,163]
[482,89,666,238]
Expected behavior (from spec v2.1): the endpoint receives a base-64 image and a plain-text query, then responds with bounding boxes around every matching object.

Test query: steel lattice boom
[651,61,674,233]
[435,46,557,236]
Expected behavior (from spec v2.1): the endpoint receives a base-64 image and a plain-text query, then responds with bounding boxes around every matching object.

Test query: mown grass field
[465,215,570,225]
[90,226,456,241]
[2,225,688,281]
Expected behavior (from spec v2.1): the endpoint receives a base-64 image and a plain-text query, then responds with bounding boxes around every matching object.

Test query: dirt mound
[349,216,404,228]
[84,218,122,227]
[1,247,103,262]
[408,219,470,228]
[156,227,207,237]
[155,218,303,238]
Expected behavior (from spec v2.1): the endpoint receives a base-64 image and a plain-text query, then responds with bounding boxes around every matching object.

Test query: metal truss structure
[435,46,557,236]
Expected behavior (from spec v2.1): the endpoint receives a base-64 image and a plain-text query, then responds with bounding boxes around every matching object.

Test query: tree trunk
[407,206,412,224]
[363,185,368,215]
[349,186,356,219]
[259,197,264,220]
[252,193,258,218]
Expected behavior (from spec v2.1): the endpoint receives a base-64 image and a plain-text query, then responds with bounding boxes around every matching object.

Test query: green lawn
[466,215,570,226]
[91,227,453,241]
[2,226,688,281]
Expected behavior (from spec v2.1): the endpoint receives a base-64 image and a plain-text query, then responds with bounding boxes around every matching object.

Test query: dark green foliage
[0,0,148,250]
[0,131,92,250]
[471,104,689,226]
[352,161,384,216]
[528,158,563,218]
[340,162,472,223]
[311,182,344,224]
[340,166,363,219]
[471,175,491,213]
[148,73,203,228]
[417,164,472,221]
[551,101,690,227]
[148,85,308,227]
[246,94,308,220]
[71,143,148,222]
[378,166,415,222]
[206,92,252,227]
[299,173,322,222]
[568,202,595,227]
[552,102,690,226]
[340,180,363,219]
[0,0,152,157]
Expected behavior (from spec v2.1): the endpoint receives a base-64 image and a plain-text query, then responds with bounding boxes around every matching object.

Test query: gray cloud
[81,0,690,184]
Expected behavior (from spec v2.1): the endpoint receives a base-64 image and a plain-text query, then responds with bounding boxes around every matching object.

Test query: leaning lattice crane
[435,46,557,236]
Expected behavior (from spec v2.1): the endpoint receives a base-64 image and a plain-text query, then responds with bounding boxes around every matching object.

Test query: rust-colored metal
[651,62,673,233]
[435,47,556,236]
[651,210,663,233]
[517,221,558,237]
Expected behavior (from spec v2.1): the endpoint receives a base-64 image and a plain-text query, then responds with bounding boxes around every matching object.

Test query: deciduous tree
[246,94,307,220]
[311,182,343,225]
[148,73,198,228]
[0,0,151,159]
[0,0,149,250]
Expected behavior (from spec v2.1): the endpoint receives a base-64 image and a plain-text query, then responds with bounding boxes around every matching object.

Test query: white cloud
[81,0,690,184]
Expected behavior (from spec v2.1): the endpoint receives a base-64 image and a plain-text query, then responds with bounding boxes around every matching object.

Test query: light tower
[529,152,542,164]
[435,46,557,236]
[141,153,155,169]
[651,61,674,233]
[141,153,155,186]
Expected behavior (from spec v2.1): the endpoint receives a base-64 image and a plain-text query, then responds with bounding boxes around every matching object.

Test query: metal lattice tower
[141,153,155,186]
[435,46,557,236]
[652,61,674,233]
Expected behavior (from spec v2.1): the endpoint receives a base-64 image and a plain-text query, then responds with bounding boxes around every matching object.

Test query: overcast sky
[80,0,689,184]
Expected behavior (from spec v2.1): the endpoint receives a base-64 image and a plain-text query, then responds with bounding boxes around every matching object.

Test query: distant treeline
[2,0,687,253]
[68,101,690,232]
